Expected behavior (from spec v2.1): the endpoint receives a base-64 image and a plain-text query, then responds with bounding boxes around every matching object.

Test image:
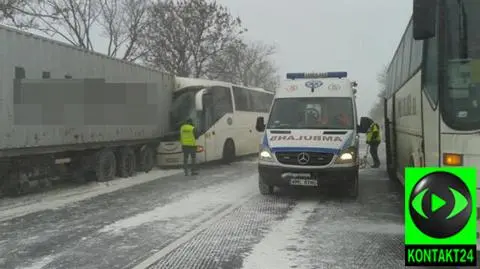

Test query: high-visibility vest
[180,124,196,146]
[366,123,381,143]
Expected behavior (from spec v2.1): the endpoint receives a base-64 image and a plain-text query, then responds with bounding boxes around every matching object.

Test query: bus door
[202,86,235,161]
[202,90,216,162]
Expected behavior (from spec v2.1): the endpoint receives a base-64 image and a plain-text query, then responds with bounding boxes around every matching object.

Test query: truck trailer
[0,25,175,196]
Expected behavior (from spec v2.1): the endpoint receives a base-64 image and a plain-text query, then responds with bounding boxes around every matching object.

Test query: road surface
[0,144,477,269]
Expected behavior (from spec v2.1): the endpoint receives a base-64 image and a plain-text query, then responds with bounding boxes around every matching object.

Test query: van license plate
[290,178,318,186]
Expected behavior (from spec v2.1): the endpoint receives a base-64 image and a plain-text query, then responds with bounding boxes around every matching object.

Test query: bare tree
[0,0,20,19]
[207,40,279,91]
[1,0,99,50]
[368,65,388,121]
[98,0,149,60]
[1,0,148,61]
[143,0,246,77]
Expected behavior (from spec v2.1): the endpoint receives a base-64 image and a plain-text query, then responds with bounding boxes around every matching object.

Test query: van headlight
[259,147,274,162]
[335,147,356,164]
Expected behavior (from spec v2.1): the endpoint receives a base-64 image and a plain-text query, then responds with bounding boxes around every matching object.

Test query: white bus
[383,0,479,243]
[157,77,274,165]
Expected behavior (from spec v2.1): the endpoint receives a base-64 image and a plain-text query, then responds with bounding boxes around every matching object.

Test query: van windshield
[266,97,354,129]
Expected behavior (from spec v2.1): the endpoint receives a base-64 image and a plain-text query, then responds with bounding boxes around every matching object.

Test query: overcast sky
[24,0,412,117]
[218,0,412,116]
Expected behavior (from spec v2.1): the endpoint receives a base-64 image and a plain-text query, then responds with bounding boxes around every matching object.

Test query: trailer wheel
[95,149,116,182]
[2,173,30,197]
[138,146,155,173]
[117,147,136,178]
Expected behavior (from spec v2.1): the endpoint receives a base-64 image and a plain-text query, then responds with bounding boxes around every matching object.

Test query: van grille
[275,152,333,166]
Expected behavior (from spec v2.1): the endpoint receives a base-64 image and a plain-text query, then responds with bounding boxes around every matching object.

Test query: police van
[255,72,366,198]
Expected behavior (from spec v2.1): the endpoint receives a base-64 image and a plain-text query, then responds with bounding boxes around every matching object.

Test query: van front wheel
[346,170,359,199]
[259,176,274,195]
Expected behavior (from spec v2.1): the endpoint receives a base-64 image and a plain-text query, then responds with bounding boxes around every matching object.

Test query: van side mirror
[256,116,265,132]
[358,116,373,133]
[412,0,436,40]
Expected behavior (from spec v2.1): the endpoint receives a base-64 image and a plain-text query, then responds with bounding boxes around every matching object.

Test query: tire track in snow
[146,193,297,269]
[241,200,318,269]
[29,173,259,269]
[0,169,182,222]
[98,174,258,235]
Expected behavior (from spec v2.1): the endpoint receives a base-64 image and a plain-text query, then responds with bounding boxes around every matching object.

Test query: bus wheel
[222,139,235,164]
[258,176,274,195]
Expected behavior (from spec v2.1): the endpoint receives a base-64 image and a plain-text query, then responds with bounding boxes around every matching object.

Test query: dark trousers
[182,145,197,174]
[369,142,380,167]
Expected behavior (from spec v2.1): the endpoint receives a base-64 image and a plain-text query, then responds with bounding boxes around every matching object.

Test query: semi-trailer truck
[0,24,174,196]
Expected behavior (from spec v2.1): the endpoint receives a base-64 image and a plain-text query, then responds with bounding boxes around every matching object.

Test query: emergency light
[286,72,347,79]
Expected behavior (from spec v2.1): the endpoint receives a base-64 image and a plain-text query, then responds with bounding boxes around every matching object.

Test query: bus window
[232,86,250,111]
[210,86,233,123]
[444,0,480,129]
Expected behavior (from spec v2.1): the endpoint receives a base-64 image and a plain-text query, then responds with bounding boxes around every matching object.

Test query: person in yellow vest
[180,118,198,176]
[366,121,381,168]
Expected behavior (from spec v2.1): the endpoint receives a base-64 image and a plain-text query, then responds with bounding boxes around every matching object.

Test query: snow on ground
[18,255,59,269]
[0,168,182,222]
[98,173,257,235]
[241,200,318,269]
[18,173,258,269]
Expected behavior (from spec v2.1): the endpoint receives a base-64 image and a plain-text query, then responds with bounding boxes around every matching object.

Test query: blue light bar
[286,72,347,79]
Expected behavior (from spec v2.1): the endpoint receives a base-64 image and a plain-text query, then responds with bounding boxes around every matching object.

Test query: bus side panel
[421,79,441,167]
[394,72,423,183]
[230,111,251,156]
[384,96,396,179]
[204,113,235,161]
[439,127,480,246]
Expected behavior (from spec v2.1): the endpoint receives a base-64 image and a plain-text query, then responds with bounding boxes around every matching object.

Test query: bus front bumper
[157,152,184,167]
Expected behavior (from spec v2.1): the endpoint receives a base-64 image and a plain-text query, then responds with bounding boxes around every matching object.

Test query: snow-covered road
[1,146,477,269]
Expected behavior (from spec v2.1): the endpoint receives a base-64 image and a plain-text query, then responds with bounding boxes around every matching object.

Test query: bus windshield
[443,0,480,130]
[170,87,202,132]
[266,97,354,129]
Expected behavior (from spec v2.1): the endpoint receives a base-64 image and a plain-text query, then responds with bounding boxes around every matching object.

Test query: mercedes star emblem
[297,152,310,165]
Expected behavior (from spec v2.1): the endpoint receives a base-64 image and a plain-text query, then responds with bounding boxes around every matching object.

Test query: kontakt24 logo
[404,167,477,267]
